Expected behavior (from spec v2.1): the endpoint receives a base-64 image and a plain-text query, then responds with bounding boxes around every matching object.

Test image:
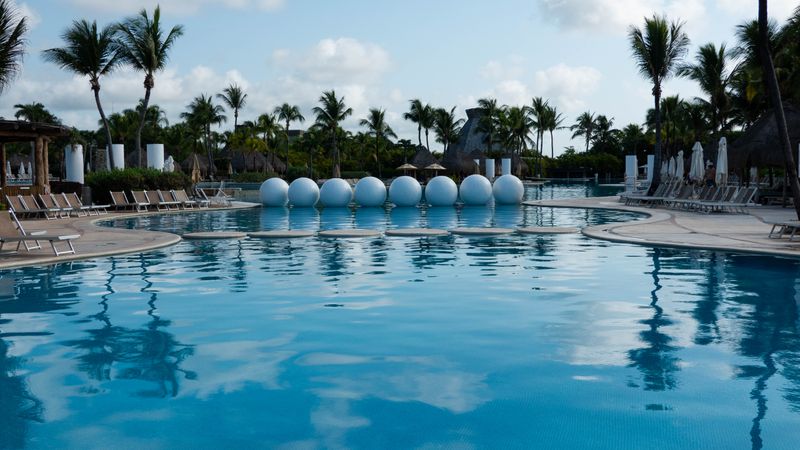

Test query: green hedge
[86,168,192,204]
[233,171,279,183]
[340,171,370,179]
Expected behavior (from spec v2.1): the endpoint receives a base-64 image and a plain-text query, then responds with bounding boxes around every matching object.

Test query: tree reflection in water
[63,255,196,398]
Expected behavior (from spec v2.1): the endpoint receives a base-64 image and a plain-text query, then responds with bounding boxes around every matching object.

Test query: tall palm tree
[403,99,425,147]
[419,103,435,150]
[0,0,26,95]
[432,106,464,154]
[530,96,549,155]
[217,83,247,131]
[312,90,352,178]
[180,94,226,178]
[115,5,183,167]
[274,103,305,166]
[498,106,534,162]
[570,112,596,152]
[541,105,565,158]
[256,112,280,154]
[359,108,397,178]
[476,97,500,153]
[678,43,733,134]
[13,102,59,123]
[758,0,800,219]
[42,19,121,169]
[629,14,690,193]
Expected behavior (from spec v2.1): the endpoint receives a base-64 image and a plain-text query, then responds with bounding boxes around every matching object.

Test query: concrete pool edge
[0,202,259,269]
[524,196,800,258]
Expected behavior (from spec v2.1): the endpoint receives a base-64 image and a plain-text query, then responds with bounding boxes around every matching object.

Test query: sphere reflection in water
[354,207,388,229]
[259,178,289,206]
[390,206,423,228]
[320,207,354,230]
[425,206,458,229]
[424,176,458,206]
[319,178,353,207]
[460,175,493,205]
[459,206,492,228]
[259,207,290,230]
[288,177,320,207]
[493,205,524,228]
[354,176,387,207]
[288,207,320,230]
[389,176,422,207]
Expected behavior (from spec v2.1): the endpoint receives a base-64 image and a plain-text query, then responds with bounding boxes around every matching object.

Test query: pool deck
[524,196,800,258]
[0,202,259,269]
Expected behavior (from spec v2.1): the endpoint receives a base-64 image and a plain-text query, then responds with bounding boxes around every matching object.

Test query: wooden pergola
[0,120,70,194]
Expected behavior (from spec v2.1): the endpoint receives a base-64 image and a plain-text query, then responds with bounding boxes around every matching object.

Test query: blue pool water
[1,184,799,449]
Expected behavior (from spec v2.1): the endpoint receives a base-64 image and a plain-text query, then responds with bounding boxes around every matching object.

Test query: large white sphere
[492,174,524,204]
[354,176,387,207]
[288,177,319,207]
[389,176,422,207]
[459,174,493,205]
[319,178,353,207]
[425,176,458,206]
[259,178,289,206]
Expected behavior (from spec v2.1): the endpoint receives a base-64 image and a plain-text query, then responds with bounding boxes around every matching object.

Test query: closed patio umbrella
[716,137,728,185]
[668,156,676,178]
[18,162,25,177]
[27,162,32,178]
[690,142,704,181]
[676,150,684,179]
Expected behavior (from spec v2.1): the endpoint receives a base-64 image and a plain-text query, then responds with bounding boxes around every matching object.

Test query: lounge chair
[21,194,60,220]
[691,186,739,213]
[171,189,197,209]
[194,188,211,208]
[38,193,72,218]
[623,182,671,206]
[663,185,695,209]
[50,193,82,217]
[5,195,48,219]
[152,190,180,211]
[130,191,152,211]
[768,220,800,240]
[0,210,79,256]
[63,192,108,216]
[701,186,758,214]
[111,191,139,211]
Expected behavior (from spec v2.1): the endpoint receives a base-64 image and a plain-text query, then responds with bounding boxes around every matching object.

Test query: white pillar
[65,144,84,184]
[484,159,495,181]
[625,155,637,192]
[501,158,511,176]
[646,155,655,183]
[147,144,165,171]
[111,144,125,169]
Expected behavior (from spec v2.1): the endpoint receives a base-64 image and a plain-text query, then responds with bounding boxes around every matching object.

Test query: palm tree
[498,106,534,162]
[115,5,184,167]
[217,83,247,131]
[542,105,565,158]
[274,103,305,167]
[629,14,690,193]
[570,112,596,152]
[256,112,280,154]
[419,104,435,150]
[312,90,352,178]
[180,94,226,178]
[758,0,800,219]
[432,107,464,154]
[476,97,500,153]
[0,0,26,95]
[678,43,733,134]
[360,108,397,178]
[42,19,121,169]
[13,102,59,123]
[530,96,549,155]
[403,99,425,147]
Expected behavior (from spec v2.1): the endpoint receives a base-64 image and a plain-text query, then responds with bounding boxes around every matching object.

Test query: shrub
[86,168,192,204]
[340,171,370,179]
[233,171,279,183]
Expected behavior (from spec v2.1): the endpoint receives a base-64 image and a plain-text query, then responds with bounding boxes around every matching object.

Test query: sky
[3,0,799,155]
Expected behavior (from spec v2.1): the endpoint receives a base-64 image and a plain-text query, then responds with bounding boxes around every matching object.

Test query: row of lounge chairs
[6,193,109,220]
[110,189,210,212]
[621,181,758,213]
[0,209,78,256]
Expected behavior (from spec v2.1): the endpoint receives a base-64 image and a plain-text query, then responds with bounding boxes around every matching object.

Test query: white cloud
[480,56,525,81]
[65,0,285,15]
[533,64,603,112]
[536,0,707,35]
[283,37,391,85]
[7,0,39,28]
[716,0,796,20]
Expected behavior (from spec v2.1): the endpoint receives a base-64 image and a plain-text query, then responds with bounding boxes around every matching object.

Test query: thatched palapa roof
[181,153,216,176]
[730,103,800,169]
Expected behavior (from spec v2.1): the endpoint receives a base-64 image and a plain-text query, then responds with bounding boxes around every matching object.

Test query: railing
[0,185,46,198]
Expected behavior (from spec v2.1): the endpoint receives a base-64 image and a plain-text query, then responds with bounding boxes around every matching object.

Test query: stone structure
[442,108,527,176]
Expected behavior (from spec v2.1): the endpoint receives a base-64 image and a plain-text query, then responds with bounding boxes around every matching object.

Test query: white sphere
[389,176,422,207]
[319,178,353,207]
[259,178,289,207]
[287,177,319,207]
[354,176,387,207]
[492,174,524,204]
[425,176,458,206]
[459,174,493,205]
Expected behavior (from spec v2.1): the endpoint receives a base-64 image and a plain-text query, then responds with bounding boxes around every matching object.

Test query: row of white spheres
[259,174,523,207]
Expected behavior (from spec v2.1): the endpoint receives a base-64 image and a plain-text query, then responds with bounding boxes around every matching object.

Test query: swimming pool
[1,184,799,449]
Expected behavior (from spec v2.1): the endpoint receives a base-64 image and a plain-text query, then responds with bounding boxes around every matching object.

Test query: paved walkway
[524,196,800,258]
[0,202,258,269]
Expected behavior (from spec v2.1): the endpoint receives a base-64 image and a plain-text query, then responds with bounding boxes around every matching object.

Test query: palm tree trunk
[135,79,153,168]
[425,129,430,151]
[285,120,290,169]
[234,110,238,131]
[93,86,114,170]
[759,0,800,219]
[376,137,381,178]
[332,131,340,178]
[550,130,555,158]
[649,86,663,195]
[206,124,214,179]
[417,125,422,147]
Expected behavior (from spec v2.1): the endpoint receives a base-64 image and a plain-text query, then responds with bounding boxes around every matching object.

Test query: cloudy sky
[3,0,799,155]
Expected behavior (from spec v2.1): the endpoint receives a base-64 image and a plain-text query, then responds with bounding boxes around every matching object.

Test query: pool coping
[523,196,800,259]
[0,202,259,270]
